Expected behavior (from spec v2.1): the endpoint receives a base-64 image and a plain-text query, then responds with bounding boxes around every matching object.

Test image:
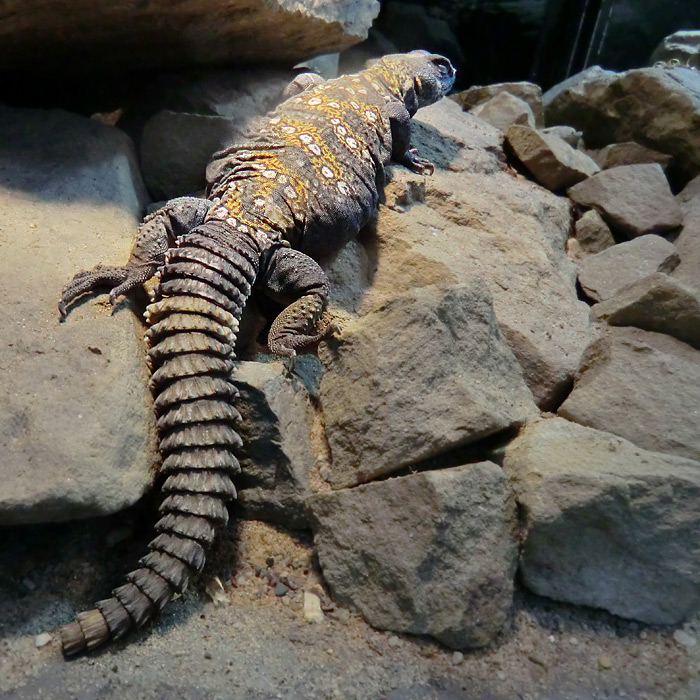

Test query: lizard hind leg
[261,246,336,371]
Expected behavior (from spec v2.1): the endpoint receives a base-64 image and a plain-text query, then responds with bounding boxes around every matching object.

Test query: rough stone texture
[592,273,700,350]
[577,234,680,302]
[505,416,700,625]
[232,360,319,529]
[541,125,584,149]
[505,125,600,191]
[592,142,672,171]
[650,30,700,69]
[141,111,243,199]
[573,209,615,256]
[319,282,538,489]
[470,92,535,131]
[567,164,683,238]
[0,105,156,525]
[0,0,380,75]
[452,82,544,127]
[310,461,518,648]
[672,174,700,292]
[559,326,700,463]
[544,66,700,185]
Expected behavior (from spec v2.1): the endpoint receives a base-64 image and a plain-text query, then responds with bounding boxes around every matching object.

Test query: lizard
[57,49,456,656]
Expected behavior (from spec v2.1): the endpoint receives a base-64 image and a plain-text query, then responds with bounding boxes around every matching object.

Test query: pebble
[388,635,401,648]
[34,633,52,648]
[673,629,697,647]
[452,651,464,665]
[274,581,289,597]
[569,636,579,645]
[598,655,612,669]
[302,591,324,623]
[496,671,506,681]
[22,578,36,592]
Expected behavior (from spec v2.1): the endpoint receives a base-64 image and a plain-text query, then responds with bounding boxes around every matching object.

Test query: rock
[452,82,544,127]
[650,30,700,69]
[592,142,672,171]
[319,281,537,488]
[559,326,700,462]
[0,0,380,75]
[541,126,584,149]
[545,66,700,185]
[672,174,700,292]
[592,273,700,349]
[34,633,52,648]
[470,92,535,131]
[303,591,324,623]
[567,164,682,238]
[505,416,700,625]
[577,234,680,302]
[310,461,518,648]
[573,209,615,256]
[141,111,242,199]
[0,105,156,525]
[231,360,318,528]
[673,629,698,648]
[505,124,600,191]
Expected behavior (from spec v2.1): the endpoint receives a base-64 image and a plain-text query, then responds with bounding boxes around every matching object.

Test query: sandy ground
[1,504,698,700]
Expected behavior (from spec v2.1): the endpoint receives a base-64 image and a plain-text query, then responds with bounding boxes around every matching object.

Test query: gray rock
[673,174,700,291]
[0,105,156,525]
[470,92,535,131]
[505,416,700,625]
[567,164,683,238]
[323,104,591,410]
[592,273,700,349]
[0,0,380,74]
[232,360,318,528]
[141,110,243,200]
[592,142,672,171]
[650,30,700,69]
[577,234,680,302]
[453,81,544,127]
[559,326,700,463]
[545,66,700,185]
[310,461,518,648]
[541,125,584,149]
[319,281,538,488]
[573,209,615,256]
[505,124,600,191]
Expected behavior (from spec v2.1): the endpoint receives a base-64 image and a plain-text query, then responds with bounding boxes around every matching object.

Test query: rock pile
[2,39,700,652]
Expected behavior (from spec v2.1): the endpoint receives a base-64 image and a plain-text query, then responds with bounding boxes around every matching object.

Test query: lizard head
[377,50,456,108]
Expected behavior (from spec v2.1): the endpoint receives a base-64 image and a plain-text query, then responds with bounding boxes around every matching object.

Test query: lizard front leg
[387,94,435,175]
[259,245,336,370]
[59,197,211,317]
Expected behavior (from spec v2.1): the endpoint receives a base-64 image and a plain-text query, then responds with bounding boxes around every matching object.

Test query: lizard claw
[59,263,156,318]
[401,148,435,175]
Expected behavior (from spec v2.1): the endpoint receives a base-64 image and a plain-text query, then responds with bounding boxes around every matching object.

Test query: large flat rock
[0,106,156,524]
[505,416,700,625]
[310,461,518,648]
[0,1,379,76]
[559,326,700,462]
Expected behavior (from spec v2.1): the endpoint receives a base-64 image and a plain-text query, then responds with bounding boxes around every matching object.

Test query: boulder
[452,81,544,127]
[318,281,538,489]
[470,92,535,131]
[310,461,518,648]
[0,105,156,525]
[232,360,319,529]
[592,142,672,171]
[0,0,379,75]
[672,174,700,292]
[505,416,700,625]
[591,273,700,350]
[573,209,615,256]
[326,100,592,411]
[577,234,680,302]
[544,66,700,185]
[559,326,700,463]
[567,164,683,238]
[505,124,600,191]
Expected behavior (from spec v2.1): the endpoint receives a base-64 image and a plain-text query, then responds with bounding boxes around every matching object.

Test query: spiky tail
[60,226,259,656]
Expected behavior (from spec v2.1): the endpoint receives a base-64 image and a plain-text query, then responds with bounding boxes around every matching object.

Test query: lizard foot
[59,262,157,318]
[269,312,339,375]
[400,149,435,176]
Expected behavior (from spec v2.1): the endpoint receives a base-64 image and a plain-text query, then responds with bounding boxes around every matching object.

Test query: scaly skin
[57,51,455,656]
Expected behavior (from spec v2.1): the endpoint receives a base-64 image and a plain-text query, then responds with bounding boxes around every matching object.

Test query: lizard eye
[433,57,453,76]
